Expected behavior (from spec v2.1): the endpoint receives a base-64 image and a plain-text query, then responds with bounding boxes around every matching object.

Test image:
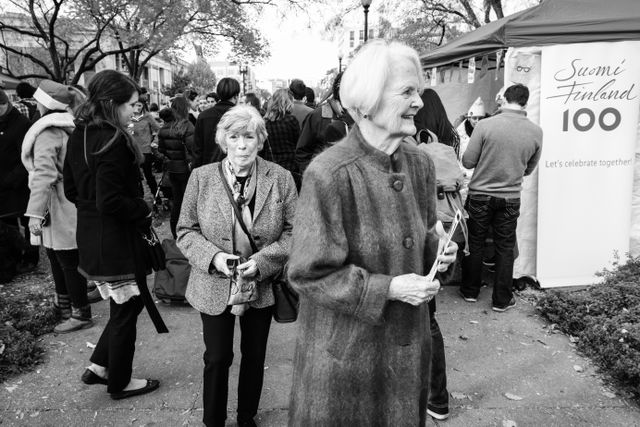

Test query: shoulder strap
[217,162,259,253]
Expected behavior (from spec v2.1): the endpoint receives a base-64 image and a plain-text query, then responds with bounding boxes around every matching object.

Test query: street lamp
[238,63,248,96]
[338,52,343,72]
[361,0,372,43]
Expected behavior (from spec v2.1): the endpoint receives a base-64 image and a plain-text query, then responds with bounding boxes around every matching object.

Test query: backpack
[416,130,468,251]
[153,239,191,303]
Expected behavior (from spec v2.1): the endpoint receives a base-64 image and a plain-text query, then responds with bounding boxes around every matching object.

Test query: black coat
[0,107,31,218]
[157,119,195,174]
[192,100,235,168]
[63,125,150,281]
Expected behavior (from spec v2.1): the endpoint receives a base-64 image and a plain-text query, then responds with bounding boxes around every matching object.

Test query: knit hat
[467,97,485,118]
[0,89,9,104]
[33,80,75,111]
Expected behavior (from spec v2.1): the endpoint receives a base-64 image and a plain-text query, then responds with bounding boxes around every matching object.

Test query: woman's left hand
[28,217,43,236]
[238,259,259,279]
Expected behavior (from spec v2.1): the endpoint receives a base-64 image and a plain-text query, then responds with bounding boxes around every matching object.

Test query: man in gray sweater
[459,83,542,312]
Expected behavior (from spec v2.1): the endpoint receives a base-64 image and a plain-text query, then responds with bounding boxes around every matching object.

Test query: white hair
[340,40,425,120]
[215,105,268,153]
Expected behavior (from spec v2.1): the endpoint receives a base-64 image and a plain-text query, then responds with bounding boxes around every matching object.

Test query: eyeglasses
[516,66,531,72]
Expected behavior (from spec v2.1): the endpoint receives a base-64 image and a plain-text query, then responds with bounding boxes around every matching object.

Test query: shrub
[536,256,640,398]
[0,287,59,383]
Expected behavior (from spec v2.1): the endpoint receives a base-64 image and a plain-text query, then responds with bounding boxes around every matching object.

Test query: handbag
[140,227,166,272]
[218,163,299,322]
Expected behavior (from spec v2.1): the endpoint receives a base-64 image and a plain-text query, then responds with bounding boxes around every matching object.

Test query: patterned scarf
[222,158,257,258]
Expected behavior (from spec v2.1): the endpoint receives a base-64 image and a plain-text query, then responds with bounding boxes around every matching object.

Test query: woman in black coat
[63,70,161,400]
[157,96,195,238]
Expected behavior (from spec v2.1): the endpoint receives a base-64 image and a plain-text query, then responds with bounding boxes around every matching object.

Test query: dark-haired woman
[63,69,160,400]
[158,96,195,238]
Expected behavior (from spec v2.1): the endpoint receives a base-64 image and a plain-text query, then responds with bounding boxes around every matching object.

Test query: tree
[186,58,217,95]
[0,0,144,83]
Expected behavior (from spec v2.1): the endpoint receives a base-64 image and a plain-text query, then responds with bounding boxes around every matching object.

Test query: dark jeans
[200,305,273,427]
[461,194,520,307]
[45,248,88,309]
[90,296,144,393]
[141,153,158,197]
[428,301,448,411]
[169,173,189,239]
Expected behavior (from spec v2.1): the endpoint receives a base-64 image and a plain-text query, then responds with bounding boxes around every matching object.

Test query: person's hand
[388,274,440,306]
[28,217,42,236]
[237,258,259,279]
[435,221,459,273]
[212,252,240,277]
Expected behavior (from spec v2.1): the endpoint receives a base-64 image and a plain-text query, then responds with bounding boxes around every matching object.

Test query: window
[369,29,374,39]
[350,31,354,41]
[359,30,364,42]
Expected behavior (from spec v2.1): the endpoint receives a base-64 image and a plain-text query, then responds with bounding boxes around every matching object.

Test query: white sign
[538,41,640,287]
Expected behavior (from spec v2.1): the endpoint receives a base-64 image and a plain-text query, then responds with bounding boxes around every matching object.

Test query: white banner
[538,41,640,287]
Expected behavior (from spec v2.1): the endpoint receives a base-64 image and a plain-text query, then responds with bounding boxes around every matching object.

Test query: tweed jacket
[176,157,297,316]
[288,125,441,426]
[21,112,78,250]
[262,114,301,187]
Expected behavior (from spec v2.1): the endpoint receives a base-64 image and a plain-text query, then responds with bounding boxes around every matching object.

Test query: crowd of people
[0,38,542,426]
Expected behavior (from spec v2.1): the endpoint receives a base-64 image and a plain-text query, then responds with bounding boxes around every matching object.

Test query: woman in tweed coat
[287,40,458,426]
[177,105,297,427]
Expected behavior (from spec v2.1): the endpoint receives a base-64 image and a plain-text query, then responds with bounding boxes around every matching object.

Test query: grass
[0,263,59,384]
[536,256,640,399]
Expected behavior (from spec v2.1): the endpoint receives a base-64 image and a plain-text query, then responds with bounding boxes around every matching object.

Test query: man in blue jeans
[460,84,542,311]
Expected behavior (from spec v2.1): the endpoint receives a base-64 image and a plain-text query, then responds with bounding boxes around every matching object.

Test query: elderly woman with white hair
[177,105,297,427]
[287,40,458,426]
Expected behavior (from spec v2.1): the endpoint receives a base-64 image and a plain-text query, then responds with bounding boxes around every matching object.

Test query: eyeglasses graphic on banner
[516,66,532,72]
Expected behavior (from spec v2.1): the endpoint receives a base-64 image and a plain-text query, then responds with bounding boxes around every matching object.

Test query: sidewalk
[1,285,639,427]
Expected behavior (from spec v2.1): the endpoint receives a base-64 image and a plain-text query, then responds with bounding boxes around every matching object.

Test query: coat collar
[212,157,275,225]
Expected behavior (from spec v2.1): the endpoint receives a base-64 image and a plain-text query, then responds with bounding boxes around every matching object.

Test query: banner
[538,41,640,287]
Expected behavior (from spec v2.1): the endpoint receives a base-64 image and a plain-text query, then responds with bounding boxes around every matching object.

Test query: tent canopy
[421,0,640,68]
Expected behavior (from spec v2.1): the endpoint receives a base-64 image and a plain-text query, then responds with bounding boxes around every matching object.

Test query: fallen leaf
[469,320,479,324]
[621,329,628,334]
[536,339,547,346]
[573,365,584,373]
[602,391,616,399]
[30,412,40,418]
[504,392,523,401]
[86,342,96,349]
[459,335,469,341]
[503,420,518,427]
[5,385,17,393]
[451,392,469,400]
[569,336,579,343]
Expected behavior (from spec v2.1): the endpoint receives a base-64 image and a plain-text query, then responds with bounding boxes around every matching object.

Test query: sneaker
[459,290,477,303]
[54,317,93,334]
[492,298,517,312]
[87,287,103,304]
[427,405,449,420]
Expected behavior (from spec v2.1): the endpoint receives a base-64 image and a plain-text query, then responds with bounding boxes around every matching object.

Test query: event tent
[421,0,640,69]
[419,0,640,287]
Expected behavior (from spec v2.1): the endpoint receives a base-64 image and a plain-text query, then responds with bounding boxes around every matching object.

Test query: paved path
[1,284,639,427]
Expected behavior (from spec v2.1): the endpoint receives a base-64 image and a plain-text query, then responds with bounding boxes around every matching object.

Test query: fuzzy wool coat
[21,112,78,250]
[177,157,297,316]
[0,106,31,218]
[288,126,441,427]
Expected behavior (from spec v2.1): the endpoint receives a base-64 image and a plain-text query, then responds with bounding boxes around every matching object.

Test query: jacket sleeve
[25,129,61,219]
[251,171,297,280]
[176,169,225,272]
[184,122,196,165]
[147,114,160,133]
[94,139,149,223]
[524,130,543,176]
[287,164,390,325]
[192,117,204,168]
[461,122,483,169]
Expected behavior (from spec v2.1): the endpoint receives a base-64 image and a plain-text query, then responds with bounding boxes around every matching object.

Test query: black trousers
[45,248,88,309]
[169,172,189,239]
[90,296,144,393]
[141,153,158,197]
[200,305,274,427]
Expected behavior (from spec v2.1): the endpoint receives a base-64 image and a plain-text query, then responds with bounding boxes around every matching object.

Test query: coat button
[392,180,403,191]
[403,237,414,249]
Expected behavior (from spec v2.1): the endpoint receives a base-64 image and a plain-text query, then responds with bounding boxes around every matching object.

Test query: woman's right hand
[388,274,440,306]
[212,252,240,277]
